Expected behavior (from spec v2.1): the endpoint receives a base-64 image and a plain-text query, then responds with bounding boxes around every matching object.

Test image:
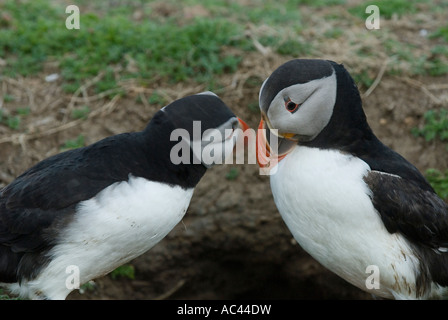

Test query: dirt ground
[1,3,448,300]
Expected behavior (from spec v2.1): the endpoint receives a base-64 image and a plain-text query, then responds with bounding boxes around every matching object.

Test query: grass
[412,110,448,200]
[347,0,448,79]
[0,289,19,300]
[412,109,448,145]
[109,264,135,280]
[0,94,28,130]
[0,0,252,92]
[0,109,27,131]
[71,106,90,120]
[431,23,448,42]
[1,0,448,95]
[426,169,448,200]
[147,91,168,105]
[349,0,428,19]
[0,0,337,94]
[225,167,240,180]
[60,134,86,150]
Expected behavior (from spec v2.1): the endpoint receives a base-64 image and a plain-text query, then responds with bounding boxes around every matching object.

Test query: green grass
[384,39,448,77]
[259,35,310,56]
[412,110,448,200]
[349,0,428,19]
[60,134,86,150]
[352,70,375,89]
[431,24,448,42]
[426,169,448,200]
[0,0,325,94]
[0,289,19,300]
[71,106,90,120]
[3,0,446,94]
[3,94,15,103]
[0,110,25,130]
[412,109,448,145]
[324,28,344,39]
[225,167,239,180]
[110,264,135,280]
[78,281,97,294]
[297,0,346,6]
[0,0,252,92]
[147,91,167,106]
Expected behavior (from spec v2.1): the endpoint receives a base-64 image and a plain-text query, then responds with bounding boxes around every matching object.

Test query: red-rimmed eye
[285,99,300,113]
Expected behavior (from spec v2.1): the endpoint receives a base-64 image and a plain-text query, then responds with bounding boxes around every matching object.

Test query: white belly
[25,175,194,299]
[270,146,420,299]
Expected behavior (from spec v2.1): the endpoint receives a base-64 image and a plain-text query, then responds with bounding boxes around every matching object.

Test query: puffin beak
[237,117,250,132]
[235,117,250,147]
[256,118,271,168]
[256,117,297,169]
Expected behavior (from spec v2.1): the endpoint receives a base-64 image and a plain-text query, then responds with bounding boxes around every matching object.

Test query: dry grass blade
[0,94,121,146]
[362,59,388,99]
[396,76,443,105]
[154,279,186,300]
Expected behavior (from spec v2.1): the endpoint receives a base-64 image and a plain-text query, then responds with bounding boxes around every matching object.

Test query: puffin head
[159,91,249,169]
[257,59,366,169]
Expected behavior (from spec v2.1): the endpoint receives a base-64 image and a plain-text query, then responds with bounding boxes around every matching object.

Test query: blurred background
[0,0,447,299]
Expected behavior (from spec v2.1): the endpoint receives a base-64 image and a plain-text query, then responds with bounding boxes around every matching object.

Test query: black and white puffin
[257,59,448,299]
[0,91,248,300]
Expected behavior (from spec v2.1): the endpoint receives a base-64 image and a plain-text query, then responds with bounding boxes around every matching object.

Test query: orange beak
[256,119,270,168]
[256,118,295,169]
[236,117,250,147]
[237,117,250,132]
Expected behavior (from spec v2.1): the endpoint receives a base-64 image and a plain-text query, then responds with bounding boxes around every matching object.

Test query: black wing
[364,170,448,250]
[0,133,144,256]
[364,170,448,291]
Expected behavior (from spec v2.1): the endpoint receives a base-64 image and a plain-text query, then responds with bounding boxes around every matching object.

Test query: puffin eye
[285,99,300,113]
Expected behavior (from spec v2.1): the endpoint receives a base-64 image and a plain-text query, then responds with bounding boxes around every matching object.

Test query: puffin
[256,59,448,299]
[0,91,249,300]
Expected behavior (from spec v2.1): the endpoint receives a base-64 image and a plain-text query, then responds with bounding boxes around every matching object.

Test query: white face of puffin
[257,66,337,168]
[262,73,337,140]
[167,91,249,168]
[193,91,250,168]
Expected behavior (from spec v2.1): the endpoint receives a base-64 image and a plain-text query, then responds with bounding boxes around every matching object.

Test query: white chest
[271,147,375,246]
[270,147,419,298]
[32,176,194,298]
